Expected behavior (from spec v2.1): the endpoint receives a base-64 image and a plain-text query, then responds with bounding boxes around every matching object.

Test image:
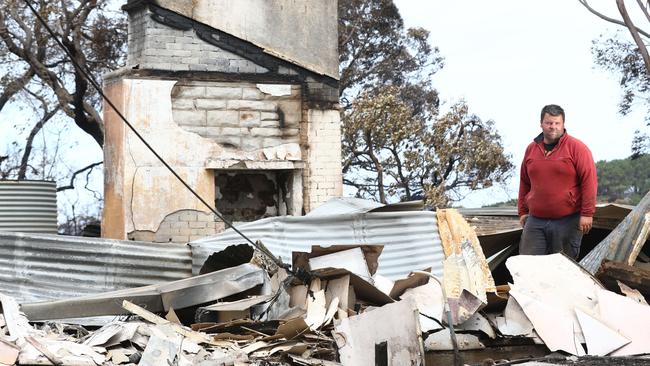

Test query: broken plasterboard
[424,328,484,351]
[199,295,273,312]
[596,288,650,356]
[309,247,372,282]
[399,280,444,332]
[389,271,431,299]
[372,274,394,296]
[457,312,496,339]
[333,298,424,366]
[494,295,534,337]
[305,290,327,330]
[575,308,629,356]
[311,268,393,306]
[506,253,604,352]
[508,288,584,356]
[293,245,383,276]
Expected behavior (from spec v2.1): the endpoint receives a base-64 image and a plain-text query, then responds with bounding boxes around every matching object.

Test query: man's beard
[544,131,562,143]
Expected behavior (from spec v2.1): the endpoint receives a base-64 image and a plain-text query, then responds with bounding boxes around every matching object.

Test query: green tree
[580,0,650,157]
[484,198,518,208]
[596,155,650,204]
[339,0,513,206]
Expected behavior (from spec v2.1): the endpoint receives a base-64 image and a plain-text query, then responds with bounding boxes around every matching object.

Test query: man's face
[540,113,564,144]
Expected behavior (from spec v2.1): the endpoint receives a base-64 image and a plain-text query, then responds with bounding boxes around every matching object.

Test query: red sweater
[518,131,597,219]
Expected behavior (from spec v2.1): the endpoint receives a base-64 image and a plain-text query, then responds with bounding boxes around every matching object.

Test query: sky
[2,1,647,225]
[394,0,646,207]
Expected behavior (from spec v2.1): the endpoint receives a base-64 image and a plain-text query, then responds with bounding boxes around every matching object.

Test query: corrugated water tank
[0,180,57,234]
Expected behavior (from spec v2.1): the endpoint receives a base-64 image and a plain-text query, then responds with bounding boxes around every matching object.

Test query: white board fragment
[495,295,534,337]
[575,308,629,356]
[333,298,423,366]
[597,288,650,356]
[506,254,603,353]
[400,280,444,332]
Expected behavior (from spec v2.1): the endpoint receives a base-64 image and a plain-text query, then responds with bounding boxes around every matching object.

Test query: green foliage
[338,0,442,103]
[596,154,650,204]
[584,0,650,156]
[484,198,518,208]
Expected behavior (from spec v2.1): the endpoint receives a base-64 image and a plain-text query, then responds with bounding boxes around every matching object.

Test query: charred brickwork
[128,209,225,243]
[102,1,342,242]
[124,4,338,105]
[170,82,301,151]
[215,170,299,222]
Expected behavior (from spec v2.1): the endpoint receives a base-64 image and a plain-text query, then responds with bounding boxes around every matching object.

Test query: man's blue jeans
[519,212,583,259]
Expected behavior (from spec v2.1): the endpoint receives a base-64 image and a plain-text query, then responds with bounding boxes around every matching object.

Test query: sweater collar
[534,129,568,144]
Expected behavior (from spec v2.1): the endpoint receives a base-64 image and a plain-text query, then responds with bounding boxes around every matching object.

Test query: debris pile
[0,241,417,365]
[1,205,650,365]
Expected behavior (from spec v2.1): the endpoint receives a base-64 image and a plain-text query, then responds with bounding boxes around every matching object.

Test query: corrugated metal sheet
[580,194,650,274]
[191,210,444,280]
[0,232,192,304]
[306,197,383,216]
[0,180,57,234]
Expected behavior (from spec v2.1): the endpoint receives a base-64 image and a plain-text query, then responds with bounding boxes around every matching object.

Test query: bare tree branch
[0,67,35,111]
[636,0,650,23]
[56,161,102,192]
[579,0,650,38]
[17,106,60,179]
[617,0,650,75]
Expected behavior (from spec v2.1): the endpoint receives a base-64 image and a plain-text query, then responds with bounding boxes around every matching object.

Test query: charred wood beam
[596,260,650,300]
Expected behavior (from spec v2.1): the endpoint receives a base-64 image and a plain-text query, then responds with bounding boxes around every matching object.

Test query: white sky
[394,0,646,206]
[3,1,647,220]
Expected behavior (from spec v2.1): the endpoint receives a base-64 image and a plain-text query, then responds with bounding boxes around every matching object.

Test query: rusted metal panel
[0,180,57,234]
[437,209,496,325]
[0,232,192,304]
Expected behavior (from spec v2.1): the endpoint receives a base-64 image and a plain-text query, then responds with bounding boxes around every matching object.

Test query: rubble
[1,199,649,365]
[580,191,650,273]
[596,260,650,301]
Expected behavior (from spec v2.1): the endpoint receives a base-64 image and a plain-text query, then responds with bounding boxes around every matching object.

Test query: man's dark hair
[540,104,565,122]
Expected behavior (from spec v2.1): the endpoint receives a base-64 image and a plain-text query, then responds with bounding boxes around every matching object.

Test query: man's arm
[518,148,531,226]
[574,141,597,233]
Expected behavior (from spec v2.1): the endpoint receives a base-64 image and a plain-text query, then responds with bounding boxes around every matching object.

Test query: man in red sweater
[518,104,597,258]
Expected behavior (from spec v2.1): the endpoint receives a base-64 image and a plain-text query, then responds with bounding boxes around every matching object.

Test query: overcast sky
[394,0,645,206]
[3,1,646,219]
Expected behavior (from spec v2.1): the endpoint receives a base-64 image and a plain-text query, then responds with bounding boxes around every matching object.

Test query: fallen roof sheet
[580,193,650,274]
[21,263,265,321]
[191,210,443,280]
[0,232,192,304]
[305,197,383,217]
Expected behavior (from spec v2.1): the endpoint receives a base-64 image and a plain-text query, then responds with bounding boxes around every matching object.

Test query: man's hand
[519,214,528,227]
[579,216,593,234]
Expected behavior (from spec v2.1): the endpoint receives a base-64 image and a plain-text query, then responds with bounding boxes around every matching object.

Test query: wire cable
[20,0,284,268]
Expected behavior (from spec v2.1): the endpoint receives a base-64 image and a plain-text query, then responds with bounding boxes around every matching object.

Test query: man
[518,104,597,258]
